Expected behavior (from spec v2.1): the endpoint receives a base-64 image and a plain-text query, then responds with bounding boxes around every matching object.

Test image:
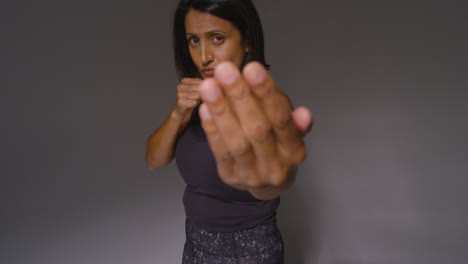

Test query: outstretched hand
[198,61,313,199]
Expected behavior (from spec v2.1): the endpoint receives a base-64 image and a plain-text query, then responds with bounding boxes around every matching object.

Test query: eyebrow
[186,30,228,37]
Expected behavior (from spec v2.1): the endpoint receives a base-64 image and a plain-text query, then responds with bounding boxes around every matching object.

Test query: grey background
[2,0,467,263]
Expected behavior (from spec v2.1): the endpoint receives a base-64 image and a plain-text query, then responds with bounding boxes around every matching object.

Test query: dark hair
[173,0,270,80]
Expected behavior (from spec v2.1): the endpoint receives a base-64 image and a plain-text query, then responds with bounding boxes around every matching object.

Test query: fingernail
[200,79,220,102]
[216,62,238,85]
[246,63,266,85]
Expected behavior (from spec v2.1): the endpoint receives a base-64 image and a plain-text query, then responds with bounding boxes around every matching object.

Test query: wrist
[171,107,187,122]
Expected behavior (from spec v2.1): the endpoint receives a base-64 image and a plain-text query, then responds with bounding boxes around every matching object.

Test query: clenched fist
[174,78,202,117]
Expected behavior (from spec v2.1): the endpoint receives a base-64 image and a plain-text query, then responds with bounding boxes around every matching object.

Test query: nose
[201,44,214,66]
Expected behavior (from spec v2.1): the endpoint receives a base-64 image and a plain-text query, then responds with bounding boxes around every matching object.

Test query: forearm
[145,109,189,170]
[248,167,298,200]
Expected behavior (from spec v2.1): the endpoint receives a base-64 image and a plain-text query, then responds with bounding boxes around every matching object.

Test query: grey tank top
[174,103,280,232]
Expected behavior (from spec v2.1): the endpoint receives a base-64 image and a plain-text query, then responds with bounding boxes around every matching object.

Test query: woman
[145,0,313,263]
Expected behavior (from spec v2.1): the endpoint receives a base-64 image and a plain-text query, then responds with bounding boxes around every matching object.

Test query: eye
[188,37,199,45]
[212,35,224,44]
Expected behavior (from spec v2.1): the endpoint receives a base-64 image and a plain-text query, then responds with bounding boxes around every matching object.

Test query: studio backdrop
[2,0,467,263]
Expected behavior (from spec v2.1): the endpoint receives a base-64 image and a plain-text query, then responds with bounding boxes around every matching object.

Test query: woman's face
[185,9,248,78]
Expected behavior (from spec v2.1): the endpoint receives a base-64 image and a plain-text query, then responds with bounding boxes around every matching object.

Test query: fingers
[198,103,237,186]
[181,78,203,84]
[292,106,313,135]
[176,79,202,115]
[198,79,260,187]
[177,91,200,100]
[214,62,280,185]
[178,78,201,100]
[198,62,309,189]
[178,84,201,93]
[242,62,304,163]
[177,92,198,101]
[179,78,202,93]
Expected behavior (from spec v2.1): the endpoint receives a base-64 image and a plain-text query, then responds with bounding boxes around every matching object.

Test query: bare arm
[145,78,202,170]
[145,108,192,170]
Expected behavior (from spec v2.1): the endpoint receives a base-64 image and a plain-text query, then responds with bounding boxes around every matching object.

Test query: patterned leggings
[182,219,284,264]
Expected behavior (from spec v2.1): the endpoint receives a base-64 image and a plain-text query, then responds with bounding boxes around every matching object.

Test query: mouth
[202,68,215,77]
